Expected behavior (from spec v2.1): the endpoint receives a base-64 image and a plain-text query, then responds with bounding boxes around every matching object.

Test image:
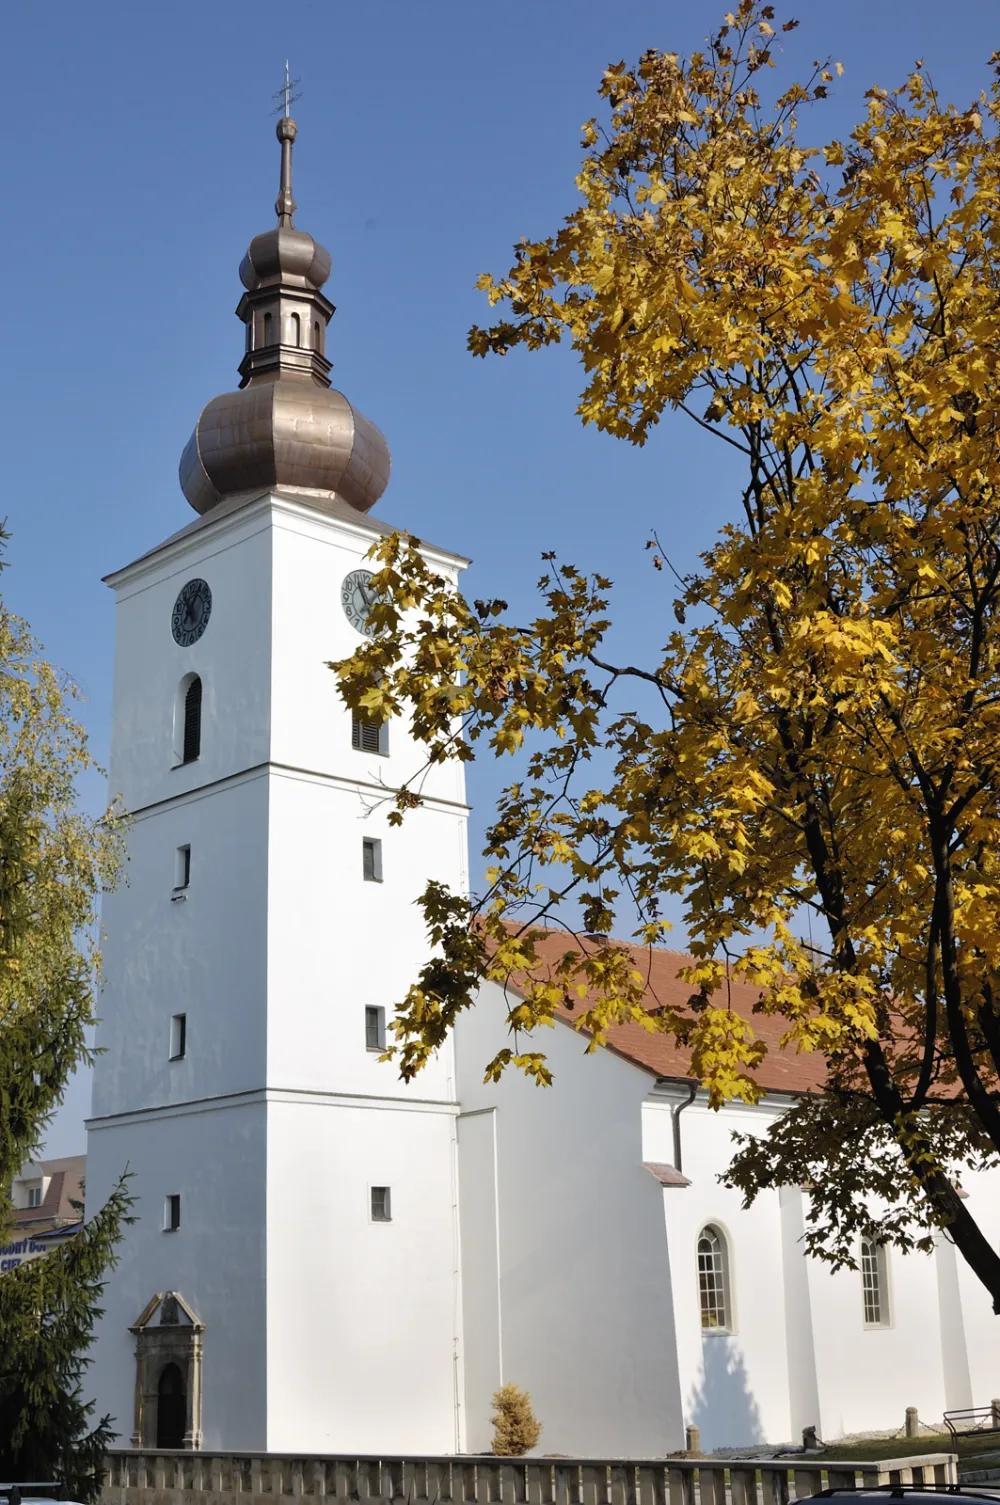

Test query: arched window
[861,1238,890,1327]
[156,1362,186,1449]
[313,320,321,351]
[181,676,202,764]
[263,310,273,346]
[697,1224,732,1331]
[290,312,301,346]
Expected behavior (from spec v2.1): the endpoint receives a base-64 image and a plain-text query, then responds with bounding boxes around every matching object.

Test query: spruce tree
[0,537,128,1500]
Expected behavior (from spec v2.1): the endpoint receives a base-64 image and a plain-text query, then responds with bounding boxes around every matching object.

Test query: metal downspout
[671,1081,698,1173]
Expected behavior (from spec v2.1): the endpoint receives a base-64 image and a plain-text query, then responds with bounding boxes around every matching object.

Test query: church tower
[86,109,469,1454]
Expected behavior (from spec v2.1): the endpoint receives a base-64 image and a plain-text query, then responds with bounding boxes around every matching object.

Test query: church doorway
[156,1362,187,1449]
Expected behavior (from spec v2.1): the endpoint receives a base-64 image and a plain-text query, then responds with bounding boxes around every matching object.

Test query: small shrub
[490,1383,542,1456]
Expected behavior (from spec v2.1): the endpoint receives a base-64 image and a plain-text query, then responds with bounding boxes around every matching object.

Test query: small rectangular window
[362,838,383,883]
[371,1186,392,1222]
[174,844,191,890]
[164,1194,181,1232]
[352,716,389,756]
[365,1005,386,1052]
[26,1185,42,1209]
[169,1013,187,1061]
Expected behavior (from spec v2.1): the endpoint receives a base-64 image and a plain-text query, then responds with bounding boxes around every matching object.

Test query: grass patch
[821,1433,997,1462]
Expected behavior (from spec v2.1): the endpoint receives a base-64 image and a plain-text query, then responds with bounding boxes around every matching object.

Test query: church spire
[274,63,299,226]
[178,104,391,519]
[233,99,334,390]
[275,116,297,227]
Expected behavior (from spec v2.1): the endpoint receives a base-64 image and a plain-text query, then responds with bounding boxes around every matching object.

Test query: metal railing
[100,1449,960,1505]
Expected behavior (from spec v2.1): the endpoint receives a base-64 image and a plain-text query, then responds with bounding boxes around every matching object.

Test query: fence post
[905,1408,919,1439]
[684,1426,701,1457]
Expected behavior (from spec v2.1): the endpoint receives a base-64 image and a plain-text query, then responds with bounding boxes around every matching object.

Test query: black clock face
[171,578,212,647]
[342,569,378,638]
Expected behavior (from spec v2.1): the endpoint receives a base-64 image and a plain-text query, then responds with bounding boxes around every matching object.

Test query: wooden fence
[100,1449,959,1505]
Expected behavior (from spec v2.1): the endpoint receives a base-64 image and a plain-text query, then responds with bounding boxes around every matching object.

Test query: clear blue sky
[5,0,995,1154]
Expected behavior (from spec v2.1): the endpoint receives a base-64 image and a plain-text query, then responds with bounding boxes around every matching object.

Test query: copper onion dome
[179,114,391,516]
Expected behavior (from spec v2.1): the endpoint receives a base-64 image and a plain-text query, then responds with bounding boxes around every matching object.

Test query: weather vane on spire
[272,61,302,120]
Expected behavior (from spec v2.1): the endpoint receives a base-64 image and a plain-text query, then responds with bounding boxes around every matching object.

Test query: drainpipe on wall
[671,1081,698,1173]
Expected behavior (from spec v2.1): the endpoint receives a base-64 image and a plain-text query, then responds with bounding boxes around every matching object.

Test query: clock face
[171,578,213,647]
[342,569,379,638]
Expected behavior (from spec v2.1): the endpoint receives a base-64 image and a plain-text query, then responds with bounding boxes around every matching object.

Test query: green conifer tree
[0,535,129,1500]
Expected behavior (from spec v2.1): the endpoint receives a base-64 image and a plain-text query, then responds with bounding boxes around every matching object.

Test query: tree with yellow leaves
[334,4,1000,1308]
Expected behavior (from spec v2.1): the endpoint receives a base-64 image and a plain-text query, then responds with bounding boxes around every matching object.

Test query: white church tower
[86,109,470,1454]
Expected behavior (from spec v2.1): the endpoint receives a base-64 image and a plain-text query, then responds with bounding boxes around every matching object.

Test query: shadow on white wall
[688,1337,764,1452]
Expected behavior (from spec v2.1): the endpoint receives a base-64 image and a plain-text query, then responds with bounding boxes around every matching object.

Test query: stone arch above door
[130,1291,205,1450]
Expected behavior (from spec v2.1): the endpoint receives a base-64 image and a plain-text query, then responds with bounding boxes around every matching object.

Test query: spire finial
[272,62,302,227]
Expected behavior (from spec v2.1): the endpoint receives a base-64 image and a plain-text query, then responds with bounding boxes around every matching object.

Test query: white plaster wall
[93,776,269,1118]
[942,1164,1000,1410]
[265,770,465,1103]
[264,1097,461,1453]
[456,1110,502,1439]
[644,1090,978,1446]
[455,986,684,1456]
[779,1187,820,1438]
[642,1095,793,1451]
[806,1229,947,1438]
[92,493,471,1455]
[269,505,467,812]
[934,1235,974,1413]
[85,1103,267,1451]
[106,505,274,815]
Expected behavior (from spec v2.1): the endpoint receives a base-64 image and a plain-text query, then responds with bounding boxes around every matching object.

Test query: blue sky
[5,0,996,1153]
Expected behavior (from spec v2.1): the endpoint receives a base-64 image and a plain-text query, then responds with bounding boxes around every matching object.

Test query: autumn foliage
[334,5,1000,1308]
[490,1384,542,1456]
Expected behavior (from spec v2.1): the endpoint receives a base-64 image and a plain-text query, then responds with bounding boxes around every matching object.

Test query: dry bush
[490,1383,542,1456]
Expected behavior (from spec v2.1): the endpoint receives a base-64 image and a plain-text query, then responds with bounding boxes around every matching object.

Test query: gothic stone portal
[130,1291,205,1449]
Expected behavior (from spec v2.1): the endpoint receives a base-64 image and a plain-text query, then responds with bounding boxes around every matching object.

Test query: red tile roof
[643,1162,692,1187]
[499,928,828,1096]
[12,1155,86,1230]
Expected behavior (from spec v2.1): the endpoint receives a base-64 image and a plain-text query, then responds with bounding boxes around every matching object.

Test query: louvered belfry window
[182,677,202,764]
[352,716,388,756]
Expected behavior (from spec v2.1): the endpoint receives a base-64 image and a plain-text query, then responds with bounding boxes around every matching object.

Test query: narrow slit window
[182,677,202,764]
[169,1013,187,1061]
[861,1238,889,1327]
[313,320,321,350]
[164,1194,181,1232]
[365,1005,386,1052]
[290,312,301,346]
[352,716,389,756]
[175,844,191,890]
[263,310,273,345]
[362,838,383,883]
[371,1186,392,1222]
[697,1225,732,1331]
